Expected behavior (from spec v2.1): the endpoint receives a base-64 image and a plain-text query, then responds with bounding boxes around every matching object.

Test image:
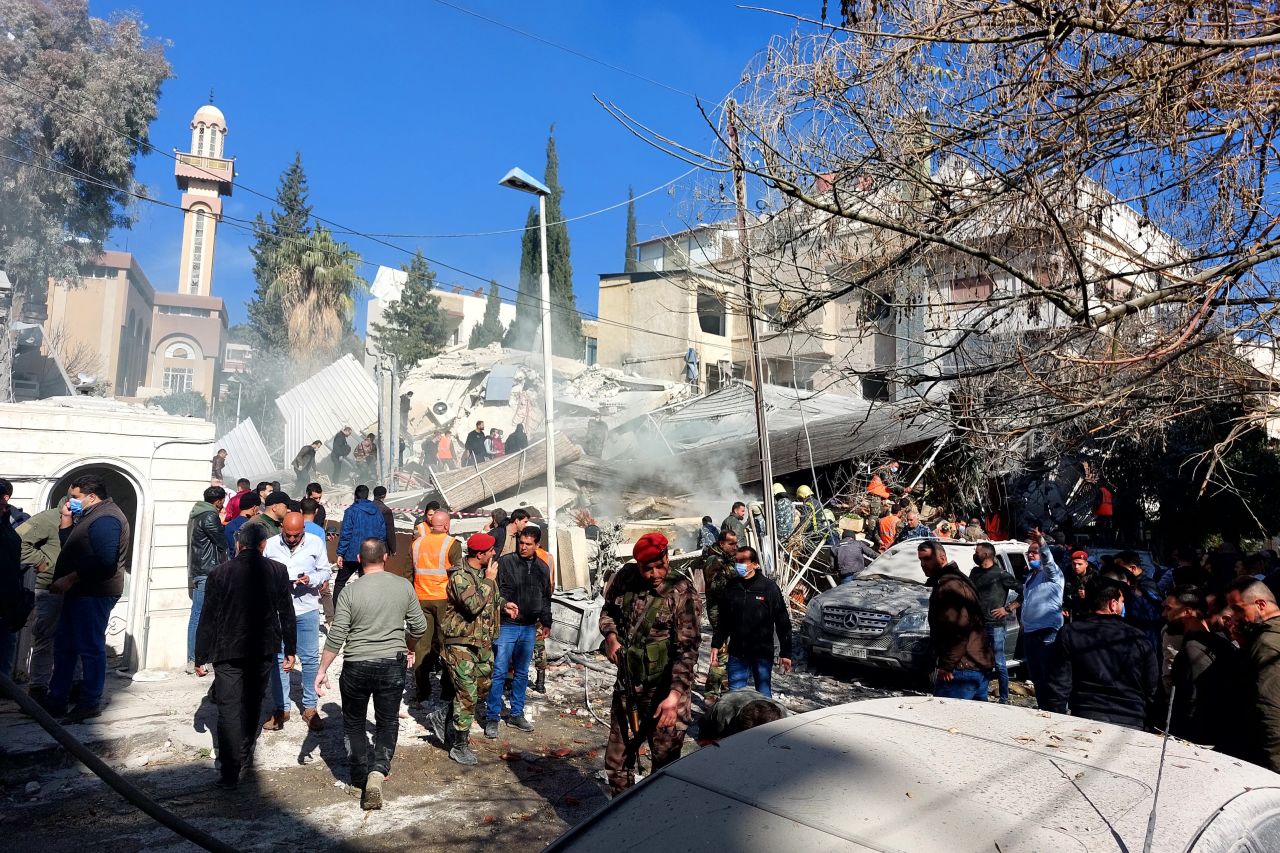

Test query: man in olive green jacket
[18,499,67,698]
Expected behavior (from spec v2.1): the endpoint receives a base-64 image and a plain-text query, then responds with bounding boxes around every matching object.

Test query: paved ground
[0,635,978,851]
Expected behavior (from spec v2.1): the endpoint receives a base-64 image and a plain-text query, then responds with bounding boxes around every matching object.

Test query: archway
[44,463,144,664]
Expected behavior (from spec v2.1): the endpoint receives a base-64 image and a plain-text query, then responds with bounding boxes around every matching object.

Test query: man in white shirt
[262,512,332,732]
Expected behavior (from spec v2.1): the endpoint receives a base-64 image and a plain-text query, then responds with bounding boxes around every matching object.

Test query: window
[584,337,598,366]
[158,305,211,317]
[951,274,994,305]
[861,372,892,401]
[165,341,196,360]
[189,209,207,294]
[197,127,206,156]
[697,288,726,336]
[163,367,194,393]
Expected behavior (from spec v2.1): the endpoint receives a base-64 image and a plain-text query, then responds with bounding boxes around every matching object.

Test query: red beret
[1071,550,1089,560]
[632,532,669,564]
[467,532,496,553]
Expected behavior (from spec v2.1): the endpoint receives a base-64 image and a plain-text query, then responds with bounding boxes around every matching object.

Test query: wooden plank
[428,432,582,510]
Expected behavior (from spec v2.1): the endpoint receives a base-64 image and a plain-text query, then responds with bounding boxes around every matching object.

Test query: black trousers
[212,655,273,782]
[340,657,406,780]
[332,560,363,605]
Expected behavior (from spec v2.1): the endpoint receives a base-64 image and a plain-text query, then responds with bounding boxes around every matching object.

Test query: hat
[1071,550,1089,560]
[772,483,786,496]
[467,532,496,553]
[632,532,669,564]
[265,492,291,507]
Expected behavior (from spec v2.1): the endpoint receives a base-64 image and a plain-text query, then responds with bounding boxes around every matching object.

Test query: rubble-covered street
[0,636,913,852]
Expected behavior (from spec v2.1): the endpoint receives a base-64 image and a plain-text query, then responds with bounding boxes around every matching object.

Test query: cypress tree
[506,128,584,357]
[624,186,638,272]
[247,153,313,351]
[469,281,507,348]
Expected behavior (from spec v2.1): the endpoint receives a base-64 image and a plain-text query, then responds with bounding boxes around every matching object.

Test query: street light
[499,166,557,568]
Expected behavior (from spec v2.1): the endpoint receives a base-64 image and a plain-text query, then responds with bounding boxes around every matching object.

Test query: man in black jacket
[464,420,490,466]
[195,522,296,788]
[43,474,131,723]
[835,528,879,583]
[485,526,551,737]
[187,486,228,675]
[968,542,1020,704]
[372,486,397,558]
[709,546,791,698]
[1043,579,1158,728]
[330,426,353,481]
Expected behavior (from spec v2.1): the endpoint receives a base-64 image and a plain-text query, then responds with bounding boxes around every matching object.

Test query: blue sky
[90,1,792,329]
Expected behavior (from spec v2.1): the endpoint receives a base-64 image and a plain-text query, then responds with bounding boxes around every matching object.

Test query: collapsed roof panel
[215,416,276,485]
[276,354,378,458]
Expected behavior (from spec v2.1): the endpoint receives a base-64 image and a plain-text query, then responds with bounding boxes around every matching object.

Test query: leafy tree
[0,1,170,400]
[624,186,638,272]
[506,129,584,357]
[246,153,312,351]
[151,390,207,418]
[372,250,448,374]
[268,225,364,368]
[468,281,506,348]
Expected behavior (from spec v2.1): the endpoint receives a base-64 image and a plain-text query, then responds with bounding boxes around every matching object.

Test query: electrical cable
[427,0,697,99]
[0,671,237,853]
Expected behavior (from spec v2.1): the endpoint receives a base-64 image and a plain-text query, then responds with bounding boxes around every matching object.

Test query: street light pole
[499,167,558,568]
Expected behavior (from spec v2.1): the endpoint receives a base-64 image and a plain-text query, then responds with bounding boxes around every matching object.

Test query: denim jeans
[985,623,1009,702]
[934,668,989,701]
[28,589,65,689]
[727,654,774,698]
[49,595,118,709]
[186,577,207,663]
[340,657,406,779]
[487,622,536,720]
[1023,627,1059,710]
[271,609,320,711]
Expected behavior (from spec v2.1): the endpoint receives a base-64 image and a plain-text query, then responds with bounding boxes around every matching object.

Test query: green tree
[0,1,170,400]
[246,153,312,351]
[151,390,208,419]
[469,281,507,348]
[372,250,448,374]
[624,186,638,272]
[506,129,584,357]
[268,226,364,368]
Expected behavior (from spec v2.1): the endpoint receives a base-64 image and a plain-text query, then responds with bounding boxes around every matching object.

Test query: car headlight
[805,598,822,621]
[894,611,929,634]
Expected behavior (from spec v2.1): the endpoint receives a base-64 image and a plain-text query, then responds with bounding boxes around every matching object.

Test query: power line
[428,0,697,99]
[2,146,838,364]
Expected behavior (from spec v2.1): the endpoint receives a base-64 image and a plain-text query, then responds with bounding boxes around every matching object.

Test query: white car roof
[864,538,1028,583]
[552,697,1280,852]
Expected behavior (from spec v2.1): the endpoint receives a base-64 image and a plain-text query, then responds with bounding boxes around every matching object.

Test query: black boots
[533,669,546,694]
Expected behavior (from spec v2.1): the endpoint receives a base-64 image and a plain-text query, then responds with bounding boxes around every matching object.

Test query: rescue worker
[866,472,892,519]
[431,532,518,765]
[410,509,463,704]
[599,533,701,796]
[695,527,738,699]
[795,485,823,538]
[772,484,794,542]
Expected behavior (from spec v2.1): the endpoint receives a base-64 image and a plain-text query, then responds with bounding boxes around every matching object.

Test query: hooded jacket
[188,500,228,585]
[926,562,994,673]
[337,498,389,562]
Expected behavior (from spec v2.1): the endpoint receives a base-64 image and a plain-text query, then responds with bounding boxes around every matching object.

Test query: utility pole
[726,99,778,576]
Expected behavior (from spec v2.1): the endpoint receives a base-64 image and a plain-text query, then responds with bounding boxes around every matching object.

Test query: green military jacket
[599,564,702,695]
[442,563,504,648]
[18,507,63,590]
[695,544,736,627]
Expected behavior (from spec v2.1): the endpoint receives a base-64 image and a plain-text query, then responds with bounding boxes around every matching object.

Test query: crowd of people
[427,419,530,471]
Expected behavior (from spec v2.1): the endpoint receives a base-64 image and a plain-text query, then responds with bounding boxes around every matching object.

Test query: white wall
[0,399,215,671]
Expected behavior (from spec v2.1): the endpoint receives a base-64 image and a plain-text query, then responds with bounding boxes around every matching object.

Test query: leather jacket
[189,501,229,585]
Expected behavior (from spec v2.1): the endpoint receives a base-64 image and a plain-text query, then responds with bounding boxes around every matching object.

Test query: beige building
[44,251,155,396]
[42,103,233,403]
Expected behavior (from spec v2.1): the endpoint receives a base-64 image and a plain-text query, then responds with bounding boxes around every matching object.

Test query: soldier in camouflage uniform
[431,532,516,765]
[599,532,702,795]
[694,528,737,699]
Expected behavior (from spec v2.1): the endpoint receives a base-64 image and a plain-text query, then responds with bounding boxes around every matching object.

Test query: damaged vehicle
[800,539,1029,677]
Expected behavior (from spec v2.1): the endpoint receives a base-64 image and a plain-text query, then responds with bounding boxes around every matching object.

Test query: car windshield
[860,540,980,583]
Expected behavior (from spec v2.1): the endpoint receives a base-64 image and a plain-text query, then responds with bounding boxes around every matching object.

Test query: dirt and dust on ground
[0,623,972,853]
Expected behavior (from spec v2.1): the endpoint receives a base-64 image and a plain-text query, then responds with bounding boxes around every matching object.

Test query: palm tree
[268,226,364,365]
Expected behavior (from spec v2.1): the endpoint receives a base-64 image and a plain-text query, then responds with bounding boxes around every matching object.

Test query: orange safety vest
[878,514,897,552]
[537,546,556,592]
[412,524,452,601]
[1097,486,1114,518]
[867,475,891,500]
[436,434,453,460]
